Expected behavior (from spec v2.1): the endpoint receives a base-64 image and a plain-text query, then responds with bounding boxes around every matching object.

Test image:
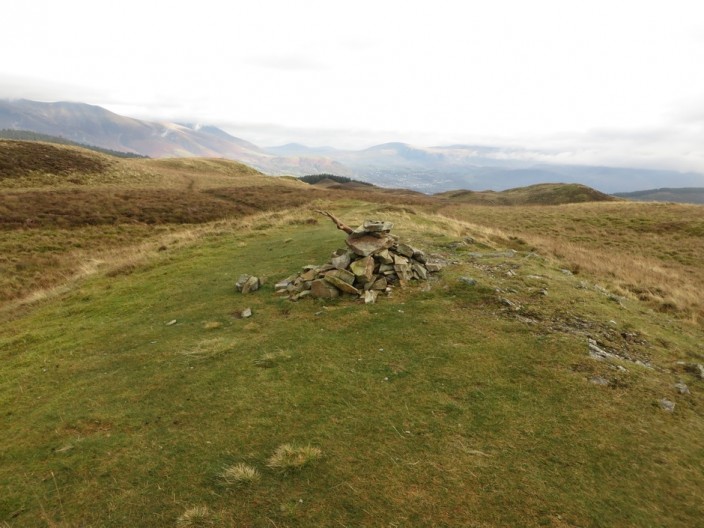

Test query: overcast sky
[3,0,704,172]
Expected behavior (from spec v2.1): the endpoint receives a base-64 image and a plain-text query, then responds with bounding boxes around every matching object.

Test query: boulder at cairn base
[310,279,340,298]
[325,274,361,295]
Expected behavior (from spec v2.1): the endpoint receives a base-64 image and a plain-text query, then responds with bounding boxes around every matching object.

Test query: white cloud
[2,0,704,172]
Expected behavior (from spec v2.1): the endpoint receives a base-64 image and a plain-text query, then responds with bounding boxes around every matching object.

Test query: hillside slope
[0,100,348,177]
[2,142,704,525]
[1,205,702,527]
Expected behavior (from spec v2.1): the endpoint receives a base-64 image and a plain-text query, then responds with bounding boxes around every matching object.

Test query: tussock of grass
[176,506,214,527]
[220,463,261,486]
[267,444,322,471]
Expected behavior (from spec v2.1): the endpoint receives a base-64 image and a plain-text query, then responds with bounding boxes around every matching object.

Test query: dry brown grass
[176,506,214,527]
[220,463,261,486]
[266,444,322,471]
[441,201,704,321]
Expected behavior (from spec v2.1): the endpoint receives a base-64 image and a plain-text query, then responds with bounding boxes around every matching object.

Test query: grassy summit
[1,141,703,527]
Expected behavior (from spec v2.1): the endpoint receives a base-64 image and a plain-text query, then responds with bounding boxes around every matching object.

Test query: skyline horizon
[3,1,704,175]
[4,94,704,181]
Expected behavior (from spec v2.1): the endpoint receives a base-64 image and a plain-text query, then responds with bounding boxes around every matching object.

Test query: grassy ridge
[436,183,616,205]
[1,207,703,526]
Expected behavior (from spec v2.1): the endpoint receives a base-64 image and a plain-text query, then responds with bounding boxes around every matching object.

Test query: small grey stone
[659,399,675,412]
[589,375,610,386]
[674,382,690,394]
[395,243,416,258]
[459,277,477,286]
[561,269,573,276]
[241,308,252,318]
[499,297,518,309]
[235,274,251,292]
[687,363,704,380]
[241,275,260,294]
[426,262,444,273]
[363,290,378,304]
[331,252,352,270]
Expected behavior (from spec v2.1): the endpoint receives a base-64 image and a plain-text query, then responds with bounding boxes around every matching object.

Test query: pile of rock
[275,218,443,303]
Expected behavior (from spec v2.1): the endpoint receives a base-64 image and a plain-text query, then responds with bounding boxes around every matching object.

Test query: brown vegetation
[0,139,113,178]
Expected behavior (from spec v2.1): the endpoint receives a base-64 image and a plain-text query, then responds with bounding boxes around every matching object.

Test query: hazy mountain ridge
[265,141,704,193]
[3,99,703,193]
[614,187,704,204]
[0,99,345,177]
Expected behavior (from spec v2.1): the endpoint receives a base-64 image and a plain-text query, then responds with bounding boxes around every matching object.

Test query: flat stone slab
[324,275,361,295]
[346,234,395,257]
[353,220,394,234]
[325,268,355,285]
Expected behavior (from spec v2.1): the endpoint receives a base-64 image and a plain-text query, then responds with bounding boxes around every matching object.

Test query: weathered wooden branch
[315,210,354,234]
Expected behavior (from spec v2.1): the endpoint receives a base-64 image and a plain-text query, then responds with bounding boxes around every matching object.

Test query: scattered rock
[241,308,252,318]
[166,319,177,326]
[236,274,260,294]
[674,381,690,394]
[561,269,573,276]
[363,290,379,304]
[588,339,614,361]
[684,363,704,380]
[459,277,477,286]
[589,375,610,386]
[659,398,675,412]
[468,250,517,258]
[499,297,520,310]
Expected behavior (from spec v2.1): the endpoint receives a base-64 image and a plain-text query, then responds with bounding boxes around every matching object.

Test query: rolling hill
[436,183,617,205]
[614,187,704,204]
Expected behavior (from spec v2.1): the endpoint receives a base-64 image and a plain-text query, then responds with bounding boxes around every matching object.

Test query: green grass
[1,211,703,527]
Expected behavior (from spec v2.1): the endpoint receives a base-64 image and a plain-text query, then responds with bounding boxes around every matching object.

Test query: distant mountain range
[614,188,704,204]
[2,98,703,194]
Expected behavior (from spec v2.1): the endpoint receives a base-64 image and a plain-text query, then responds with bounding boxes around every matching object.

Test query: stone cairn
[274,211,444,304]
